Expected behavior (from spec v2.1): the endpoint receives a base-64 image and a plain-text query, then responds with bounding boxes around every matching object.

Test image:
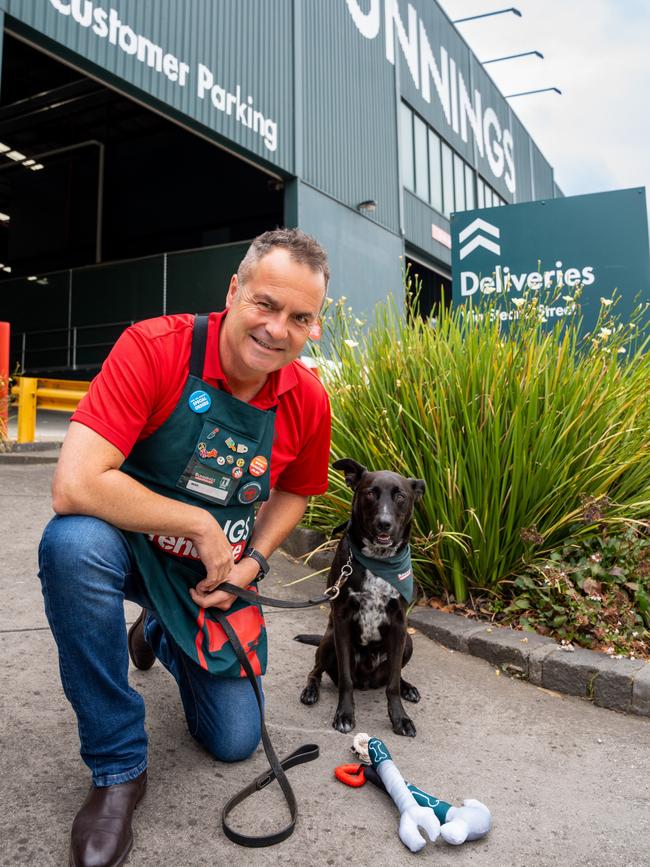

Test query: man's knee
[195,719,261,763]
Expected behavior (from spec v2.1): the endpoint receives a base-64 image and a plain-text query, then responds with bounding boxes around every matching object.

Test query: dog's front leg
[332,615,356,733]
[386,615,416,737]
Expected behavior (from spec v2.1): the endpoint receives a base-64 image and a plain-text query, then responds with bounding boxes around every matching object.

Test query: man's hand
[191,512,237,590]
[190,554,260,611]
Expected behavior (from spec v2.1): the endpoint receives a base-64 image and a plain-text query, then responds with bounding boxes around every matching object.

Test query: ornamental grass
[305,287,650,606]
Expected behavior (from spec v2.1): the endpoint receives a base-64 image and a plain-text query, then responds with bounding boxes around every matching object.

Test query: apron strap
[212,609,319,847]
[190,314,210,378]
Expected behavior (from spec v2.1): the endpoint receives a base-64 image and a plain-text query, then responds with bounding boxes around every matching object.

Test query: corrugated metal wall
[404,190,451,265]
[300,1,401,235]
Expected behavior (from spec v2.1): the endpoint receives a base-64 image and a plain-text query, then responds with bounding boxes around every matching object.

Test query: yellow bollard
[16,377,38,443]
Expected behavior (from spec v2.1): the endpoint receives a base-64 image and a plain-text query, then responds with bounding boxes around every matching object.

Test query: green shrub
[306,289,650,603]
[500,523,650,656]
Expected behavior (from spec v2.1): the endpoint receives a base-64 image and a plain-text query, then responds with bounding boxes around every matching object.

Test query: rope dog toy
[344,733,492,849]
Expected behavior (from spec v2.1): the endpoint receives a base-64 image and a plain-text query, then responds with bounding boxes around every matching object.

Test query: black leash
[210,559,352,847]
[212,608,319,847]
[216,580,343,607]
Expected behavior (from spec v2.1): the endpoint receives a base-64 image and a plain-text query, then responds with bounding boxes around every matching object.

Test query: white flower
[562,295,574,303]
[512,297,526,309]
[354,318,365,327]
[600,298,613,307]
[482,285,496,295]
[599,327,612,340]
[343,339,358,348]
[618,347,627,354]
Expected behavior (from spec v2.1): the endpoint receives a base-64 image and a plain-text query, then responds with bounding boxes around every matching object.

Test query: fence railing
[10,376,90,443]
[12,320,134,373]
[4,239,248,375]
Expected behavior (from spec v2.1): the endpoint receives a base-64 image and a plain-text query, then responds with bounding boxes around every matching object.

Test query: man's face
[222,247,326,378]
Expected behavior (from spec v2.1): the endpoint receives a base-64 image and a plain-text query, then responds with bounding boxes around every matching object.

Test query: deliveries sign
[450,188,650,333]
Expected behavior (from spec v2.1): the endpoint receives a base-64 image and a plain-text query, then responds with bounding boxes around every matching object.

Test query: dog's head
[333,458,425,557]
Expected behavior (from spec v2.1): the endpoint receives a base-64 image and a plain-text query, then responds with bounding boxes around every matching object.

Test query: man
[38,228,331,867]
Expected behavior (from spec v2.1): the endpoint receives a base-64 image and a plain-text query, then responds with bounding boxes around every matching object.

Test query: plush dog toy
[349,733,492,850]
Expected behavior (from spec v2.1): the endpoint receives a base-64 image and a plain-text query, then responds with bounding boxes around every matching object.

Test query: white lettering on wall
[48,0,278,153]
[345,0,381,39]
[347,0,517,193]
[458,75,483,158]
[483,108,504,178]
[384,0,420,90]
[418,21,450,124]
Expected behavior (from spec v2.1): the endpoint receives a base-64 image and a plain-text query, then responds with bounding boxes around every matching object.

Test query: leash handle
[213,609,319,847]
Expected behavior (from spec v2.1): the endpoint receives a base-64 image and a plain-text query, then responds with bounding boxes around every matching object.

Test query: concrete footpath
[1,462,649,867]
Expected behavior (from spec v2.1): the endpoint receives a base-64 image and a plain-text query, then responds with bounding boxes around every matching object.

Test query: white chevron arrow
[459,235,501,260]
[458,218,500,244]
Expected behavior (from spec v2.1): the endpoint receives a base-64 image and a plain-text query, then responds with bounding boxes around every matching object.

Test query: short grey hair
[237,228,330,288]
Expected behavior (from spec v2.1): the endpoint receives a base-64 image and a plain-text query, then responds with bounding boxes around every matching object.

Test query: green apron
[121,315,275,677]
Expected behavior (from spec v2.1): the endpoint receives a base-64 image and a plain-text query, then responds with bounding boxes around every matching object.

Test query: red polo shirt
[72,311,331,495]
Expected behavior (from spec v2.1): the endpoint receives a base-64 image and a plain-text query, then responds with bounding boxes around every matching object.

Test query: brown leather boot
[127,609,156,671]
[69,770,147,867]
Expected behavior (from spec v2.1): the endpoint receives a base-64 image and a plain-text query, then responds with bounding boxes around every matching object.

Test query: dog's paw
[400,682,421,703]
[300,684,320,706]
[392,716,417,737]
[332,710,355,733]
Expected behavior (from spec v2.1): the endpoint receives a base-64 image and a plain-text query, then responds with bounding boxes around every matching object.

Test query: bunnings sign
[451,188,650,334]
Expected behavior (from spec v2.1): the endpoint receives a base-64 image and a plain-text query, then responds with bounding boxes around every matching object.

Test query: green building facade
[0,0,558,373]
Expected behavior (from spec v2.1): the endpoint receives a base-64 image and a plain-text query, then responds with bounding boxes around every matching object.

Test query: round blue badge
[188,390,211,413]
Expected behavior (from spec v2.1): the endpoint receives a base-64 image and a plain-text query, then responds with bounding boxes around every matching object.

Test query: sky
[437,0,650,208]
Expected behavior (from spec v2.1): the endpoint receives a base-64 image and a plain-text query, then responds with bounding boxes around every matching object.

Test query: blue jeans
[38,515,263,786]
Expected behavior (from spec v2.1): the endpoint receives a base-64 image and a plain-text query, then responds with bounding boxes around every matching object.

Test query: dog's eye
[394,492,407,503]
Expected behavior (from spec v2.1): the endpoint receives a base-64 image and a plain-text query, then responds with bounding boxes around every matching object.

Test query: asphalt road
[1,462,649,866]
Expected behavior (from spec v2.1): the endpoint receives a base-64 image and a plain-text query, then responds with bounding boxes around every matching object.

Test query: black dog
[297,458,425,737]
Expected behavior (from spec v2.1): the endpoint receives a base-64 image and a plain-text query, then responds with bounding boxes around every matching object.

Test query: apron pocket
[177,416,268,506]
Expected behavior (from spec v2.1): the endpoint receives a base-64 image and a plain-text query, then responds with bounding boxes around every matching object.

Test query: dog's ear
[332,458,367,490]
[410,479,426,501]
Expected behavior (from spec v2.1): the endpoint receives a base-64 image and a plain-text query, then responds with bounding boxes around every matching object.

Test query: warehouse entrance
[0,32,284,376]
[405,252,451,321]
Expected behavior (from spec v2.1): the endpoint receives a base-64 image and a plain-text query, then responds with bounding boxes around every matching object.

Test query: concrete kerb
[0,441,62,464]
[282,525,650,719]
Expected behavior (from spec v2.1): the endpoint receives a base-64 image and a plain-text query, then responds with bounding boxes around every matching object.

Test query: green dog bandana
[348,540,414,603]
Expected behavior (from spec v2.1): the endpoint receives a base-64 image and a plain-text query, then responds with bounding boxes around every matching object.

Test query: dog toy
[348,733,492,847]
[346,735,440,852]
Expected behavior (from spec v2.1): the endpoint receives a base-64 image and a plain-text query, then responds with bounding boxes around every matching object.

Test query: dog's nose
[377,519,392,533]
